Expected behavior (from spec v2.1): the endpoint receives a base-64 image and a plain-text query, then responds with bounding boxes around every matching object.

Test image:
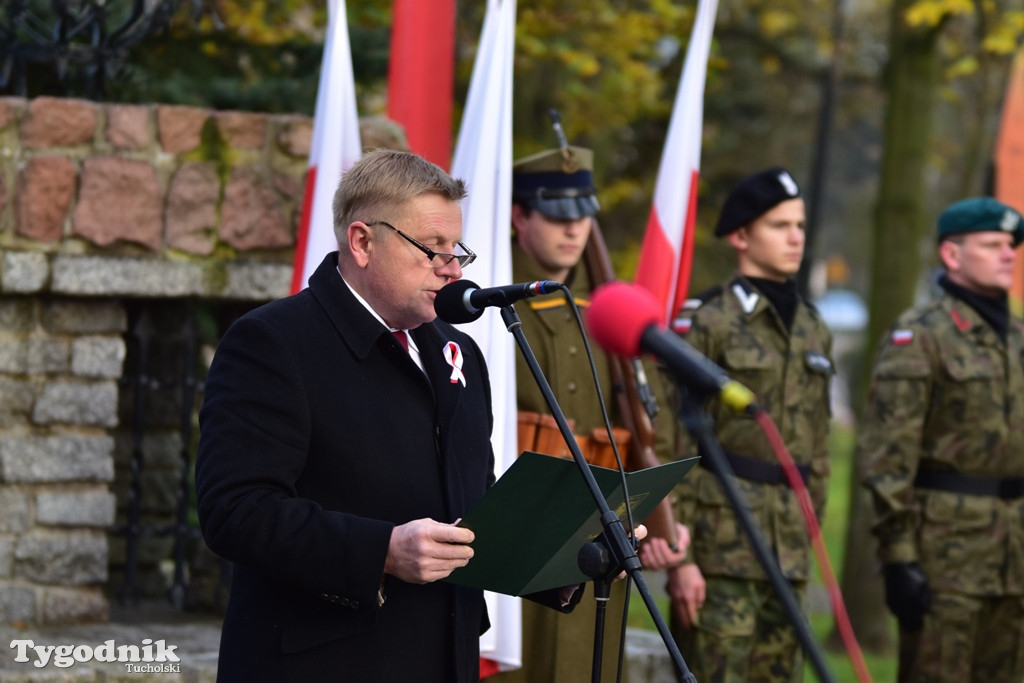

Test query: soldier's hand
[639,523,691,570]
[883,562,931,631]
[666,563,705,631]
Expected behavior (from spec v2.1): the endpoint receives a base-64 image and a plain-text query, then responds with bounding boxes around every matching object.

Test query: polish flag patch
[891,329,914,346]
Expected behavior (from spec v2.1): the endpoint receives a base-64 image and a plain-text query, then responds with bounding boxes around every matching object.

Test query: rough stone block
[219,168,292,250]
[215,110,267,149]
[72,157,161,250]
[221,262,290,300]
[52,255,208,297]
[1,251,49,293]
[0,490,30,534]
[0,336,69,375]
[14,156,76,242]
[15,530,108,584]
[0,538,13,577]
[0,377,35,427]
[21,97,97,148]
[0,435,115,483]
[40,585,109,623]
[42,300,126,335]
[32,380,118,427]
[36,489,116,527]
[0,299,36,331]
[71,336,125,379]
[105,104,151,150]
[277,116,312,157]
[157,105,208,154]
[0,585,36,623]
[165,162,219,255]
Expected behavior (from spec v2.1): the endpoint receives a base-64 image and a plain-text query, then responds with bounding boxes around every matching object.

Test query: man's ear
[727,226,749,252]
[511,204,529,232]
[347,221,374,268]
[938,239,960,273]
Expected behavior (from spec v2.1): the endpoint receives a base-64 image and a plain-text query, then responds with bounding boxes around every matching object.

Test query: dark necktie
[392,329,409,352]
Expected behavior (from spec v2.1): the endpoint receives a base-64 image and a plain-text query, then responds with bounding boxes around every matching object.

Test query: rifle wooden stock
[583,220,679,549]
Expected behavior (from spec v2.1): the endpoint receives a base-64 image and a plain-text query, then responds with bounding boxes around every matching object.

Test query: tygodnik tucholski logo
[9,638,181,672]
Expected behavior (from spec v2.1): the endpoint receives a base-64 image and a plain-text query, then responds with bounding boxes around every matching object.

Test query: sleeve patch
[891,329,914,346]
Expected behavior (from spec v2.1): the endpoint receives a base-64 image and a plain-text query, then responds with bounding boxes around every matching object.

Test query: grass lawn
[627,423,899,682]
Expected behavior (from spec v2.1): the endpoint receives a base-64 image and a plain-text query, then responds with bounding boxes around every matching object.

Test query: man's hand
[639,522,691,570]
[666,563,705,631]
[384,518,475,584]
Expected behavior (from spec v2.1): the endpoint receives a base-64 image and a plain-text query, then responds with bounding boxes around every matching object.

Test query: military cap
[937,197,1024,246]
[512,146,599,220]
[714,166,801,236]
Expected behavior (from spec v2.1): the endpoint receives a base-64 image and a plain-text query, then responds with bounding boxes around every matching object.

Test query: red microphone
[588,282,757,414]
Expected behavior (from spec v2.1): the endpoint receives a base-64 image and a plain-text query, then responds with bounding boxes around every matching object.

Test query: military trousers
[898,591,1024,683]
[671,575,806,683]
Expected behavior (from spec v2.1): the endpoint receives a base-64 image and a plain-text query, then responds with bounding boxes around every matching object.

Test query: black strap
[914,468,1024,500]
[700,450,811,486]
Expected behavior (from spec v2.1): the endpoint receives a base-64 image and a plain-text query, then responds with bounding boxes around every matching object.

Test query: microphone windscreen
[434,279,482,324]
[587,281,662,357]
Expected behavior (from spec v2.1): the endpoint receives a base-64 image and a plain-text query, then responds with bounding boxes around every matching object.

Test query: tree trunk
[828,0,944,655]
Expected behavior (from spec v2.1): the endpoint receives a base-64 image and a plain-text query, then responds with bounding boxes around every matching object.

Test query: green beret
[512,146,599,220]
[937,197,1024,246]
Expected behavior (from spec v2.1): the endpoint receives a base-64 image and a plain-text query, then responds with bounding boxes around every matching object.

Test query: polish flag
[448,0,521,675]
[634,0,719,326]
[290,0,362,294]
[387,0,456,169]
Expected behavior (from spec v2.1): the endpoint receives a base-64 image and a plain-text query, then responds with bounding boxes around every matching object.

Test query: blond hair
[332,149,467,244]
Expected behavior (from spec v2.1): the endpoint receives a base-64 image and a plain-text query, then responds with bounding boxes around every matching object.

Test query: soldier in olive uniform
[648,167,834,683]
[490,146,681,683]
[862,197,1024,683]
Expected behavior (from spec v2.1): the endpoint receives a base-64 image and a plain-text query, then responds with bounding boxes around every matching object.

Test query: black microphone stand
[675,390,836,683]
[499,303,696,683]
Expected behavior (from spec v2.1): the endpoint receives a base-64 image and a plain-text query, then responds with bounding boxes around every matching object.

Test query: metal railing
[0,0,207,98]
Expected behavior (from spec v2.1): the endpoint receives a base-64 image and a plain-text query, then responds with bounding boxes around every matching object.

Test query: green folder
[444,452,699,596]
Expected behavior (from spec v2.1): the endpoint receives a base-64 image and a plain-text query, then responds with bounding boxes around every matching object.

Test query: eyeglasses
[367,221,477,268]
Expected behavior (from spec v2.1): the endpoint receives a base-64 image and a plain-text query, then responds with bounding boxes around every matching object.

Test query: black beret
[714,166,801,237]
[937,197,1024,246]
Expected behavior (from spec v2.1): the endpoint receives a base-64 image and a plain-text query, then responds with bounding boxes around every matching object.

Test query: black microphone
[587,281,758,414]
[434,279,562,324]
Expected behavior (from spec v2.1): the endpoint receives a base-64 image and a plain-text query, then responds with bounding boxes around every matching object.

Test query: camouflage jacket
[511,244,675,463]
[675,276,833,581]
[861,290,1024,596]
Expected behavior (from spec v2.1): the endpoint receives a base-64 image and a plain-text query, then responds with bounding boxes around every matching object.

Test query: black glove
[883,562,931,631]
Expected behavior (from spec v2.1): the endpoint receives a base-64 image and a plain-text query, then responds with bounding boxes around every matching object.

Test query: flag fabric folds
[290,0,362,294]
[449,0,522,674]
[634,0,719,327]
[387,0,456,169]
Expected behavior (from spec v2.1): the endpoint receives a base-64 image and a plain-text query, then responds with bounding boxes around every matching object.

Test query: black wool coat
[196,252,496,682]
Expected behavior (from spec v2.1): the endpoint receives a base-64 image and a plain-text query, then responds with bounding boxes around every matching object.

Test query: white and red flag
[448,0,520,675]
[634,0,719,327]
[290,0,362,294]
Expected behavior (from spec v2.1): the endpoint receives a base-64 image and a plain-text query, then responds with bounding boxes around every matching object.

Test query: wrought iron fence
[0,0,209,98]
[112,298,253,612]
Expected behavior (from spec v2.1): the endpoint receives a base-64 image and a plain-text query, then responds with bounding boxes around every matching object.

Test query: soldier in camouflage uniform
[647,167,834,683]
[862,196,1024,683]
[489,146,681,683]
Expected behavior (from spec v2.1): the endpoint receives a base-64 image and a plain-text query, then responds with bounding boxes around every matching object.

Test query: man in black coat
[196,150,578,682]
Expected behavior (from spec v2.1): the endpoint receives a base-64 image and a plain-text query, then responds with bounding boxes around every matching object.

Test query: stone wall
[0,95,309,624]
